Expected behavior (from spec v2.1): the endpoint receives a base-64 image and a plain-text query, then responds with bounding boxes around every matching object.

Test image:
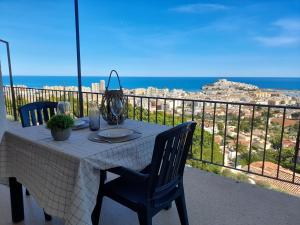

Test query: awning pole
[0,39,17,121]
[74,0,84,117]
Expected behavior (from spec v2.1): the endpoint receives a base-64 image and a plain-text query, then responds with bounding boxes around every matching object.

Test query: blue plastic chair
[19,101,58,127]
[18,101,58,221]
[92,121,197,225]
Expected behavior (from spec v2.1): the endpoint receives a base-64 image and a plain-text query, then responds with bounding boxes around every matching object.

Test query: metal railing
[3,86,300,186]
[0,39,17,120]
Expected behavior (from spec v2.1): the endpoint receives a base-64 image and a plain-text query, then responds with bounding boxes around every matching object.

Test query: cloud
[254,36,300,47]
[254,18,300,47]
[170,3,229,13]
[273,18,300,31]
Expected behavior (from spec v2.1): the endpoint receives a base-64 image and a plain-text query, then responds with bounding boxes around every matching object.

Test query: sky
[0,0,300,77]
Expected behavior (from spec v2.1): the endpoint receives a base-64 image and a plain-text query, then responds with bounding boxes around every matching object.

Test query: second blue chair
[92,121,197,225]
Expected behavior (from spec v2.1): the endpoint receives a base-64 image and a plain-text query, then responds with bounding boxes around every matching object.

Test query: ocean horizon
[2,76,300,92]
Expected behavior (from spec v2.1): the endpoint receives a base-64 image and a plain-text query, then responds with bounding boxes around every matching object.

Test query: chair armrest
[108,166,150,182]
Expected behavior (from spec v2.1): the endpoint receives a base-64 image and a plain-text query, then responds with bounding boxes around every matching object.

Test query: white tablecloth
[0,119,168,225]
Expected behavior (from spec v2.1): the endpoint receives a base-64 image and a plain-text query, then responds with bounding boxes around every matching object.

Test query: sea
[2,76,300,92]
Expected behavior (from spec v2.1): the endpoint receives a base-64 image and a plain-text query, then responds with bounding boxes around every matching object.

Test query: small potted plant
[47,114,74,141]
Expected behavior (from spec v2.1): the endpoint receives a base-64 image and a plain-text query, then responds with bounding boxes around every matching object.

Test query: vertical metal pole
[292,121,300,183]
[6,42,17,120]
[0,39,17,121]
[74,0,84,117]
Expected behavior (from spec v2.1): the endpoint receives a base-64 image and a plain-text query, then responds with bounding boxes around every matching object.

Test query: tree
[261,110,273,118]
[240,120,250,133]
[291,112,300,119]
[217,122,224,135]
[239,152,260,166]
[237,143,248,154]
[270,134,281,150]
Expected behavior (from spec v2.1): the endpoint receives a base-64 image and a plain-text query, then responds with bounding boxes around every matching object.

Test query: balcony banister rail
[3,86,300,188]
[6,86,300,109]
[0,39,17,121]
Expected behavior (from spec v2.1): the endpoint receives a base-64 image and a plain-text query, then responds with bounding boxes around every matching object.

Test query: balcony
[3,86,300,185]
[1,85,300,225]
[1,167,300,225]
[1,1,300,224]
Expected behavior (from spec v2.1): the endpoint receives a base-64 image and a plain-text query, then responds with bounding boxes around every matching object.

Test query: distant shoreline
[2,76,300,92]
[2,75,300,78]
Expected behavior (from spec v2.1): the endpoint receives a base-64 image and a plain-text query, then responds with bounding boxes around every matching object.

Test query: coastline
[2,76,300,92]
[4,77,299,106]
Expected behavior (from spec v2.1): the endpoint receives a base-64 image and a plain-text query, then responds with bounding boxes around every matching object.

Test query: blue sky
[0,0,300,77]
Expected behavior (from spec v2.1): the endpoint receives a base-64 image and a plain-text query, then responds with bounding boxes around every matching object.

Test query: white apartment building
[91,80,106,93]
[100,80,105,93]
[91,83,100,93]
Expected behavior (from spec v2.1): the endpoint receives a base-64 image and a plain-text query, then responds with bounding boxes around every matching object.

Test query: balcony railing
[3,86,300,187]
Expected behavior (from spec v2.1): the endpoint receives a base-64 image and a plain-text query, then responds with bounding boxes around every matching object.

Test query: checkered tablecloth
[0,119,168,225]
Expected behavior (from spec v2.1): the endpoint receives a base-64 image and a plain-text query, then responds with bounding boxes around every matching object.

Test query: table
[0,119,168,225]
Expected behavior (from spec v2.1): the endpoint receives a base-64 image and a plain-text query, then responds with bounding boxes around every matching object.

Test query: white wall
[0,64,7,140]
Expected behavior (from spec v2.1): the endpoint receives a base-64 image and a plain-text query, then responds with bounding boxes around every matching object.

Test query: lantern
[101,70,127,125]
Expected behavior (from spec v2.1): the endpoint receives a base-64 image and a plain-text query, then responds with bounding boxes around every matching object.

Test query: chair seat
[104,176,181,212]
[104,177,149,210]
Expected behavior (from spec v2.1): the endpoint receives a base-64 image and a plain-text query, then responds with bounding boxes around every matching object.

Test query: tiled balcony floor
[0,168,300,225]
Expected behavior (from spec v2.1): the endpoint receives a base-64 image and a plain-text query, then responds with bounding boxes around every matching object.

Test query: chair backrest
[19,101,58,127]
[149,121,196,200]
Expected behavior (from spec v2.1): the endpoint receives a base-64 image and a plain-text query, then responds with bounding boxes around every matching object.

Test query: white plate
[74,120,85,127]
[97,128,134,139]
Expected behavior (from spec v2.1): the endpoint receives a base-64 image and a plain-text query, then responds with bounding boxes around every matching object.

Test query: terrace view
[0,1,300,225]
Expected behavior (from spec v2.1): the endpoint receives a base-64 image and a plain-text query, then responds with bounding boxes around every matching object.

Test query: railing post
[74,0,84,117]
[292,120,300,183]
[0,39,17,121]
[6,42,17,121]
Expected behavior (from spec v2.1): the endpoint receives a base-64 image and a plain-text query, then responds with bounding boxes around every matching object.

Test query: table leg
[9,177,24,223]
[91,170,107,225]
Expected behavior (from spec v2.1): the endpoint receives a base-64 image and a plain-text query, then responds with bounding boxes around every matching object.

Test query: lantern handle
[106,70,122,90]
